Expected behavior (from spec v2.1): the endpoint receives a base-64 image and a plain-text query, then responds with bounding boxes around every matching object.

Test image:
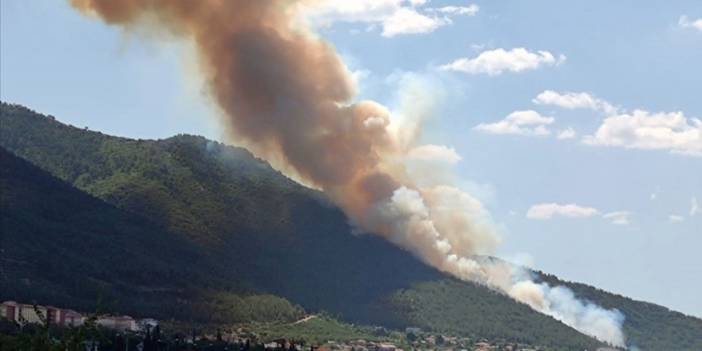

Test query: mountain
[2,102,701,350]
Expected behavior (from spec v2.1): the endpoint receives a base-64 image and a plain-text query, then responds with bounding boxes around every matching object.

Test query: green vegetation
[0,316,289,351]
[539,272,702,350]
[254,315,402,345]
[192,292,305,325]
[2,102,701,350]
[0,315,107,351]
[382,279,603,349]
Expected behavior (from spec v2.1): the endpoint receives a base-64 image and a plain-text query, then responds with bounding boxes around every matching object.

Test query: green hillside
[539,272,702,350]
[2,102,701,350]
[0,146,305,324]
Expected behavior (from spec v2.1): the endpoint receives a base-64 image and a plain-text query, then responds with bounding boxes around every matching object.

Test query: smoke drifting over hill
[70,0,625,346]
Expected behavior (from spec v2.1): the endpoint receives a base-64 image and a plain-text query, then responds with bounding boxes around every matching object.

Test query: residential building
[2,300,84,327]
[96,315,138,331]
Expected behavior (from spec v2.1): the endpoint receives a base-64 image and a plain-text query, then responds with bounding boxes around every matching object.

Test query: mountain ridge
[2,101,701,350]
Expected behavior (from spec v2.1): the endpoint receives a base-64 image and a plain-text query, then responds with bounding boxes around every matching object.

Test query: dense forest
[2,102,701,350]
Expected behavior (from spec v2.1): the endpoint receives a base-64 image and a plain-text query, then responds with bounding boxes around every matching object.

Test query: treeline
[0,318,302,351]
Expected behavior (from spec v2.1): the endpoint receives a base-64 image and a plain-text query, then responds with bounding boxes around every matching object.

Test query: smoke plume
[70,0,625,347]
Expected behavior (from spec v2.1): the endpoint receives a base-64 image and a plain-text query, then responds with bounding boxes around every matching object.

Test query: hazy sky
[2,1,701,317]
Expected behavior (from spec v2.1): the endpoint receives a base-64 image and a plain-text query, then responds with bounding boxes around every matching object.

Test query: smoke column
[70,0,625,346]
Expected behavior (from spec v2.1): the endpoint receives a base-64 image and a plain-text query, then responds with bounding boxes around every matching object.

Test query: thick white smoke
[375,185,626,347]
[70,0,626,347]
[509,277,626,346]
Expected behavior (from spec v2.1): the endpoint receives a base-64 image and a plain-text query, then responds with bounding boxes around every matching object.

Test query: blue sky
[2,1,701,317]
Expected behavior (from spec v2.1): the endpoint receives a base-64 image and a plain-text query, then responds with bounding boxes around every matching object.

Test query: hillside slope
[2,102,701,349]
[539,272,702,350]
[0,146,306,324]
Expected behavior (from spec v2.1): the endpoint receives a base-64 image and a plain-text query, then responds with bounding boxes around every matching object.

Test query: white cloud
[407,144,462,164]
[441,48,566,75]
[527,204,635,224]
[533,90,617,115]
[691,197,699,217]
[669,214,685,223]
[557,128,577,140]
[301,0,478,37]
[474,110,554,136]
[350,68,370,87]
[527,203,600,220]
[470,43,487,51]
[300,0,399,24]
[679,15,702,31]
[603,211,632,225]
[427,4,479,16]
[381,7,447,37]
[583,110,702,156]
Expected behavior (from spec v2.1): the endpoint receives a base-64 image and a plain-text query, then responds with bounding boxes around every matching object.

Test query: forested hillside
[539,272,702,350]
[2,102,701,350]
[0,146,305,324]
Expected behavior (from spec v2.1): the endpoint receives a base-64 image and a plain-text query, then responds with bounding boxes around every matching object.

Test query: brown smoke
[68,0,501,289]
[71,0,405,228]
[69,1,625,345]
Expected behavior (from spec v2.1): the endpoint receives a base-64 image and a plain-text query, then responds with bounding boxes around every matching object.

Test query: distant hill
[2,102,701,350]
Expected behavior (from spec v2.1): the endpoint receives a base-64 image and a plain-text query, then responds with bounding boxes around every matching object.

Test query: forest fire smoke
[70,0,625,347]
